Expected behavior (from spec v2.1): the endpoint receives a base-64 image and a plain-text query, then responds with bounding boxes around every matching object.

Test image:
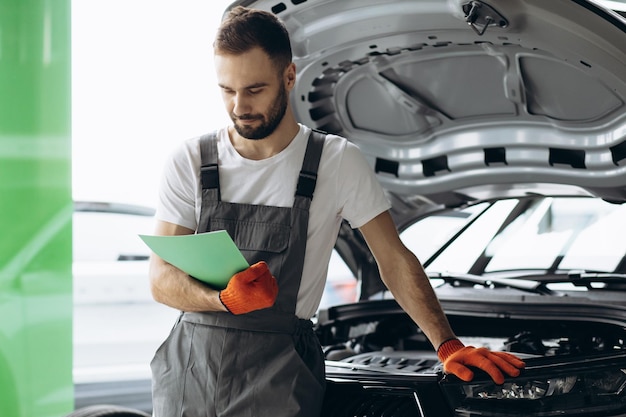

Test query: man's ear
[285,62,296,89]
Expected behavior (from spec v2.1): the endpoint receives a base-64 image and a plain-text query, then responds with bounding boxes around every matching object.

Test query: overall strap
[199,132,220,202]
[200,130,326,206]
[294,129,326,209]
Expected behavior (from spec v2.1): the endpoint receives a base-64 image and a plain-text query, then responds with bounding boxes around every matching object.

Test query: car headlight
[441,366,626,416]
[462,374,578,400]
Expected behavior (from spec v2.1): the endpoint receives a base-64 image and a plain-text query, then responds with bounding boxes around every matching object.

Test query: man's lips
[237,117,262,125]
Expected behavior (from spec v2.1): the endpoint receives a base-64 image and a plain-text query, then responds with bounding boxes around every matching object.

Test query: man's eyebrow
[218,82,269,90]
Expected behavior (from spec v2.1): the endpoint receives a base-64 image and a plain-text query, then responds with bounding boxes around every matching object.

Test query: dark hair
[214,6,292,71]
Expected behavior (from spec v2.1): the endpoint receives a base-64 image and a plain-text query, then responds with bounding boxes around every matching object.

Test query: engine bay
[316,302,626,374]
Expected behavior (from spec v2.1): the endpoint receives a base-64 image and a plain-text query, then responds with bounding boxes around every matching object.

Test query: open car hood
[227,0,626,210]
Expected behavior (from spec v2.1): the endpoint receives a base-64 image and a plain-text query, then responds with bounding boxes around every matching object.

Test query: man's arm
[358,211,456,349]
[359,211,525,384]
[148,220,227,312]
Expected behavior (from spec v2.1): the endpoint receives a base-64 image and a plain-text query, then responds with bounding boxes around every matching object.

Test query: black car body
[317,197,626,416]
[223,0,626,416]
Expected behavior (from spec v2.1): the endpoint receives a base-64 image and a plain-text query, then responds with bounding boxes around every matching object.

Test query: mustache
[232,113,263,121]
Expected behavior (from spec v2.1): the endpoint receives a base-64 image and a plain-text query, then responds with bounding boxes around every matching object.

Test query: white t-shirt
[156,124,391,318]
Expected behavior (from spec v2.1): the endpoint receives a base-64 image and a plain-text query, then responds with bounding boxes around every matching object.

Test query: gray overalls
[151,131,327,417]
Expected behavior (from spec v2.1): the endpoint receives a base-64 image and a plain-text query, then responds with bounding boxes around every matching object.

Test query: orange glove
[219,261,278,315]
[437,338,525,385]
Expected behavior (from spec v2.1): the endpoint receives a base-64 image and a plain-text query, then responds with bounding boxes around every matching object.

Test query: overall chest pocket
[210,218,290,255]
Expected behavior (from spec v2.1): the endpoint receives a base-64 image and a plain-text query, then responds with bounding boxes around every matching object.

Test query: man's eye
[249,89,262,95]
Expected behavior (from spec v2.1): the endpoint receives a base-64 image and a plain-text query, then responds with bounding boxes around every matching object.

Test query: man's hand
[219,261,278,315]
[437,338,526,385]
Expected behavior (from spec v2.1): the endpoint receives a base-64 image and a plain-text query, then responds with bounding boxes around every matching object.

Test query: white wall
[72,0,233,207]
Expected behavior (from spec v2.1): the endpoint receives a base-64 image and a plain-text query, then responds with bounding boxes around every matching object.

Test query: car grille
[323,389,422,417]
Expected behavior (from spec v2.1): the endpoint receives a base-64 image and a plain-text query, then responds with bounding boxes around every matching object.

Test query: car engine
[317,302,626,374]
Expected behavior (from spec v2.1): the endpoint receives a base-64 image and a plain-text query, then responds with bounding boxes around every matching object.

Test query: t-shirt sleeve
[155,139,199,231]
[337,142,391,228]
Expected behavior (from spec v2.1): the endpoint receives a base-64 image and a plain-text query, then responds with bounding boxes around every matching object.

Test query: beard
[230,83,289,140]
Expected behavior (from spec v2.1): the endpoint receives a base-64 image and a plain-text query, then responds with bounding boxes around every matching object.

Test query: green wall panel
[0,0,73,416]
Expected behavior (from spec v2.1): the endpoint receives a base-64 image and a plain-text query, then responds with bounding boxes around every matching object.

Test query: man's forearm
[380,253,457,350]
[358,212,457,350]
[149,255,227,312]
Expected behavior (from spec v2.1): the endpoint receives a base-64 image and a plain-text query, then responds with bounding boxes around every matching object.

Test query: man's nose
[232,94,251,116]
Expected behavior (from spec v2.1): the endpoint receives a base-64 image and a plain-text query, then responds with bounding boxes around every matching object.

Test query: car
[263,0,626,416]
[318,196,626,417]
[276,0,626,415]
[71,0,626,416]
[72,201,180,412]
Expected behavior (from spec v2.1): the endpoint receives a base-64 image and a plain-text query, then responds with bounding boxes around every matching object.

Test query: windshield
[401,197,626,275]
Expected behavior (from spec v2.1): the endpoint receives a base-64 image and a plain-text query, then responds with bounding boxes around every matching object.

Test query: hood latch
[462,1,509,36]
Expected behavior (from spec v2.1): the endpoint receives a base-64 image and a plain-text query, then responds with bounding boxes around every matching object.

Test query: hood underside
[228,0,626,207]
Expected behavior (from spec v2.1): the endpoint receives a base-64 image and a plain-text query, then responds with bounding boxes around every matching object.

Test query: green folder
[139,230,249,289]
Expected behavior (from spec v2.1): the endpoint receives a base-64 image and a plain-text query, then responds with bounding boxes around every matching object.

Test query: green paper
[139,230,249,289]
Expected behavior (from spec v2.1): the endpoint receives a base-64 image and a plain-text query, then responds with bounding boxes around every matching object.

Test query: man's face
[215,48,293,140]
